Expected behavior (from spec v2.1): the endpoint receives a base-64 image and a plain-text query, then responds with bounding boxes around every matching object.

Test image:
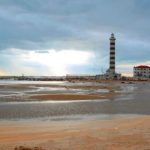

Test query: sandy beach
[0,115,150,150]
[0,80,150,150]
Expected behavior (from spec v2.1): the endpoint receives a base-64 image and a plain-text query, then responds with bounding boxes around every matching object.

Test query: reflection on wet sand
[0,81,150,120]
[0,80,133,101]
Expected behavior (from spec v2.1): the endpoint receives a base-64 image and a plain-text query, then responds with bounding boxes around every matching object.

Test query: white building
[134,65,150,78]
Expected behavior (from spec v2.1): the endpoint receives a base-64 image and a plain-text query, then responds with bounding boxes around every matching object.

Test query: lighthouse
[109,33,116,78]
[96,33,121,80]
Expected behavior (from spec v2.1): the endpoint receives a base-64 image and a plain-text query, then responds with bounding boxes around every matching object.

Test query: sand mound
[14,146,44,150]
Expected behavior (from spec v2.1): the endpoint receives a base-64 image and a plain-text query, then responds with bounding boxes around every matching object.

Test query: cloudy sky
[0,0,149,76]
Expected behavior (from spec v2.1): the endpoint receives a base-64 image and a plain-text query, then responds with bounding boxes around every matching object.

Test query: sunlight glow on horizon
[9,48,94,76]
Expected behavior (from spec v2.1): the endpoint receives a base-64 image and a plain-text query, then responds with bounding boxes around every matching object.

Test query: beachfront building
[134,65,150,79]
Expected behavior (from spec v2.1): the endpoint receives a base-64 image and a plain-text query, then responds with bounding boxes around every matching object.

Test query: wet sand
[30,93,116,100]
[0,80,150,150]
[0,80,123,101]
[0,116,150,150]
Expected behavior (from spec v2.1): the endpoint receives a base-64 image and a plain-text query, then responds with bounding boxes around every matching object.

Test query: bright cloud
[27,49,93,65]
[25,49,94,75]
[1,48,94,76]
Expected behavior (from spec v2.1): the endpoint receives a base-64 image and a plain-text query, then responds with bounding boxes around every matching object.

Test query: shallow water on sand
[0,80,108,98]
[0,80,149,121]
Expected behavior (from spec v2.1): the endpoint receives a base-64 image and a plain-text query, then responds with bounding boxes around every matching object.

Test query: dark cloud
[0,0,149,75]
[0,0,148,50]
